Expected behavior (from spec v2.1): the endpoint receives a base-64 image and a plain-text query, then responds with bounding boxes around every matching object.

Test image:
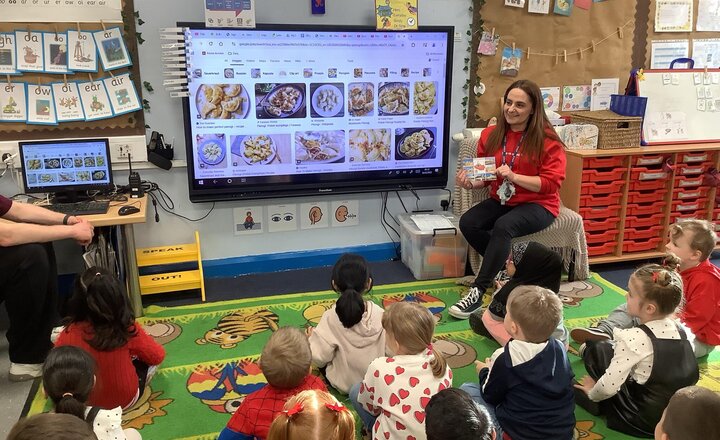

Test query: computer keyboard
[45,200,110,216]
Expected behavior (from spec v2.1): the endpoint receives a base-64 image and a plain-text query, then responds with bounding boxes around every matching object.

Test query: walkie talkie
[128,153,142,198]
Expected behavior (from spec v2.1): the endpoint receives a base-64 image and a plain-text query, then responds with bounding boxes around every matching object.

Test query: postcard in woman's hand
[462,157,497,181]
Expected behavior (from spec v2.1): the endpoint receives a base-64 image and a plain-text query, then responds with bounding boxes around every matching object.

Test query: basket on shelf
[570,110,642,150]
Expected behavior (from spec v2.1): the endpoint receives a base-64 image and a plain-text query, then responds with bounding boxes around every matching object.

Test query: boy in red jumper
[218,326,327,440]
[572,219,719,357]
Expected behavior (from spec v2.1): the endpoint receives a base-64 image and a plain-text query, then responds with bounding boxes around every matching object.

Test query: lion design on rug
[196,309,279,349]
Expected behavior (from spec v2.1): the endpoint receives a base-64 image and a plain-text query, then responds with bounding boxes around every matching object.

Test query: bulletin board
[0,0,144,139]
[637,68,720,144]
[469,0,637,124]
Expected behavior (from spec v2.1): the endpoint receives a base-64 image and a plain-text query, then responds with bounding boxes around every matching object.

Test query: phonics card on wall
[26,83,57,125]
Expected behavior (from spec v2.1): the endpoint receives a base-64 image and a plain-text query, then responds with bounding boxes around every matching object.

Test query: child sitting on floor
[55,267,165,410]
[350,301,452,440]
[572,219,720,358]
[574,259,700,438]
[469,241,569,346]
[461,285,575,440]
[43,346,141,440]
[219,327,327,440]
[307,253,385,394]
[267,390,355,440]
[425,388,495,440]
[654,385,720,440]
[7,413,97,440]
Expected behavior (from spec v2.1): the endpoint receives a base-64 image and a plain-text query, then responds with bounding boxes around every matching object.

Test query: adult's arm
[0,199,93,246]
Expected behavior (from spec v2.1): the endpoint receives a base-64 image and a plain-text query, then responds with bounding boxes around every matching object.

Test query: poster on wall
[562,85,591,111]
[330,200,359,227]
[650,39,690,68]
[300,201,330,230]
[540,87,561,111]
[696,0,720,32]
[0,34,18,75]
[78,79,114,121]
[67,31,99,72]
[102,73,142,116]
[14,31,44,73]
[93,28,131,71]
[0,82,27,123]
[205,0,256,28]
[26,84,57,125]
[0,0,122,23]
[655,0,693,33]
[52,81,85,123]
[233,206,264,235]
[376,0,418,31]
[42,32,70,74]
[267,204,299,233]
[528,0,551,14]
[590,78,619,111]
[692,39,720,68]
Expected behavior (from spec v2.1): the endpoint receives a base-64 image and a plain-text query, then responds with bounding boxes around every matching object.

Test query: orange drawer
[626,203,664,216]
[679,151,715,164]
[580,205,621,220]
[584,157,626,168]
[624,225,665,241]
[582,168,627,183]
[580,181,625,195]
[672,198,708,213]
[630,179,668,192]
[630,167,669,181]
[580,193,623,207]
[633,154,667,167]
[675,176,704,188]
[673,187,709,200]
[627,189,667,204]
[676,161,714,176]
[588,242,617,257]
[625,213,665,229]
[586,229,620,244]
[623,237,663,253]
[584,217,620,232]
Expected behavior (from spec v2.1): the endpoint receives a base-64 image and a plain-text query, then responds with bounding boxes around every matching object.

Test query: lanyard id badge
[498,132,524,205]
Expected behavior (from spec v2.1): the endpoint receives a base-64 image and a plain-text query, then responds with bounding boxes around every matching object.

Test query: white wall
[1,0,471,265]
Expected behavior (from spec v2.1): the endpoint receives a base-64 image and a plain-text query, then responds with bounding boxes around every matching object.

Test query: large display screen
[180,23,454,202]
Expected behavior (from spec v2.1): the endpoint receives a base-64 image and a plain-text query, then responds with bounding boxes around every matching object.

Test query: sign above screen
[180,23,454,202]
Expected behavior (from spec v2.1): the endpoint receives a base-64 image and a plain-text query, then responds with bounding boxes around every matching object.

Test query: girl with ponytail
[350,301,452,440]
[307,253,385,394]
[43,346,141,440]
[266,390,355,440]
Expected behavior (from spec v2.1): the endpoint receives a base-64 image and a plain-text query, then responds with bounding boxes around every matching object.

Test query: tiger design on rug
[196,309,280,349]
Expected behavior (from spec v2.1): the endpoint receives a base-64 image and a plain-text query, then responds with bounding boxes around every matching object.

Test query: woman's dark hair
[42,346,96,420]
[484,79,562,164]
[331,253,372,328]
[65,266,136,351]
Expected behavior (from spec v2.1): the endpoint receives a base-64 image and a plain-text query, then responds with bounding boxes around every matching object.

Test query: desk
[82,196,148,317]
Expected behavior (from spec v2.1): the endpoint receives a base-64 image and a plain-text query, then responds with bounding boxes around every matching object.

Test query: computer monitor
[19,138,114,203]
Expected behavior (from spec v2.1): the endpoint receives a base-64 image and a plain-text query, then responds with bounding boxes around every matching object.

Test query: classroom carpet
[26,275,720,440]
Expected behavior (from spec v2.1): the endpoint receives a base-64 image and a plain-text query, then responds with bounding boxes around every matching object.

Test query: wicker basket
[570,110,642,149]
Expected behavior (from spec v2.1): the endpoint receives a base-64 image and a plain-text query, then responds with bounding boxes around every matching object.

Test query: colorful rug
[27,275,719,440]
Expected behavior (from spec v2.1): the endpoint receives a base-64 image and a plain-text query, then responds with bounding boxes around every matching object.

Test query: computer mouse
[118,205,141,216]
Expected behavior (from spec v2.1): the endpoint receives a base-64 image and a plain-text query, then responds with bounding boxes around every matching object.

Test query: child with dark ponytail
[308,253,385,394]
[43,346,141,440]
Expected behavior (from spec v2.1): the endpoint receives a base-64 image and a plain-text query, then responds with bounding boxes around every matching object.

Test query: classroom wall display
[233,206,264,235]
[330,200,359,227]
[15,31,44,72]
[26,83,57,125]
[267,204,299,232]
[42,32,70,74]
[0,0,122,23]
[102,73,142,116]
[51,81,85,123]
[0,82,27,122]
[78,78,114,121]
[93,27,131,71]
[67,30,98,72]
[300,201,330,229]
[0,33,18,75]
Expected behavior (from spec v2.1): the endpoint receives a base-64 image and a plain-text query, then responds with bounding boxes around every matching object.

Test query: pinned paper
[331,200,359,227]
[376,0,418,31]
[0,81,27,122]
[477,31,500,56]
[655,0,693,32]
[233,207,263,235]
[267,204,298,232]
[505,0,526,7]
[26,83,57,125]
[102,73,141,115]
[500,47,522,77]
[590,78,619,111]
[42,32,70,74]
[554,0,574,16]
[78,78,113,121]
[562,85,591,111]
[52,81,85,122]
[15,30,44,72]
[67,30,98,72]
[0,33,18,75]
[541,86,561,111]
[93,27,131,70]
[311,0,326,15]
[528,0,551,14]
[300,201,330,229]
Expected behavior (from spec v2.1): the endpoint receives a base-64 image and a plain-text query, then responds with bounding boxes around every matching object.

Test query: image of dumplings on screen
[230,134,291,166]
[347,82,374,117]
[395,127,437,160]
[196,83,250,120]
[255,83,307,119]
[413,81,437,115]
[349,129,392,162]
[295,130,346,164]
[378,82,410,116]
[309,83,345,118]
[196,134,228,169]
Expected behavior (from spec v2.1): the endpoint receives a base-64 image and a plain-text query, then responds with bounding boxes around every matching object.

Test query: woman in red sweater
[450,79,566,319]
[56,267,165,409]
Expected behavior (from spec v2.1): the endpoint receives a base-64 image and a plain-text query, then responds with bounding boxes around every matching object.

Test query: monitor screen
[19,138,113,200]
[180,23,454,202]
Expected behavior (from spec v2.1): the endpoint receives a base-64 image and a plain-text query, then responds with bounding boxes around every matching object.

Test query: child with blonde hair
[308,253,385,394]
[219,327,327,440]
[350,301,451,440]
[267,390,355,440]
[575,260,700,438]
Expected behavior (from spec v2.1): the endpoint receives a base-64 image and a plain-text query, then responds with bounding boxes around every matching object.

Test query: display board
[637,68,720,144]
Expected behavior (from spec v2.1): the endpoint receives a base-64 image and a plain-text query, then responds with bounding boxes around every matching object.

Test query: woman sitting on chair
[449,79,566,319]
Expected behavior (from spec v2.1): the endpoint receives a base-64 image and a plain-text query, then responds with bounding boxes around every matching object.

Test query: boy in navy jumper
[461,285,575,440]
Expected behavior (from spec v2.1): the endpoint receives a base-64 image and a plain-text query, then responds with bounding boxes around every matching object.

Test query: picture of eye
[283,213,294,221]
[271,214,282,222]
[271,212,295,222]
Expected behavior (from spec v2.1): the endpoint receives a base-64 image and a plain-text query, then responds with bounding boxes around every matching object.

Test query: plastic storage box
[398,213,468,280]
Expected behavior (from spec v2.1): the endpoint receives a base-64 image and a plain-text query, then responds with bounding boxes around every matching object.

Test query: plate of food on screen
[295,131,345,164]
[349,129,391,162]
[197,136,227,166]
[195,83,250,119]
[234,135,277,165]
[311,84,344,118]
[348,82,374,117]
[378,82,410,116]
[256,83,306,119]
[395,128,436,160]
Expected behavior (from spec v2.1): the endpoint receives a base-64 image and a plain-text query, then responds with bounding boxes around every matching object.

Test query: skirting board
[202,242,398,278]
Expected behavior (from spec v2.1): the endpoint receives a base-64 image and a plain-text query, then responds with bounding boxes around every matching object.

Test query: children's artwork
[697,0,720,31]
[505,0,526,7]
[528,0,551,14]
[553,0,573,16]
[477,31,500,56]
[300,201,330,229]
[692,39,720,68]
[101,73,141,115]
[233,206,263,234]
[78,79,113,121]
[590,78,619,111]
[205,0,256,28]
[0,34,18,75]
[540,86,561,111]
[52,81,85,122]
[67,30,98,72]
[500,47,522,77]
[645,111,688,141]
[330,200,359,227]
[26,84,57,125]
[267,204,298,232]
[562,85,592,111]
[0,82,27,122]
[42,32,69,74]
[92,27,131,71]
[14,31,44,72]
[375,0,418,31]
[655,0,693,32]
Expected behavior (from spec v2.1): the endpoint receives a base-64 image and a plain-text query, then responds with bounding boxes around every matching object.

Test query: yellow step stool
[136,231,206,301]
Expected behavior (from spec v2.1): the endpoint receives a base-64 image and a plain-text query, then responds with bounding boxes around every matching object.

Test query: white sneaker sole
[448,306,476,319]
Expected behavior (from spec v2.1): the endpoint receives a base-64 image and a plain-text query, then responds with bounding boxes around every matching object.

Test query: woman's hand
[456,169,485,190]
[496,164,516,182]
[573,375,596,395]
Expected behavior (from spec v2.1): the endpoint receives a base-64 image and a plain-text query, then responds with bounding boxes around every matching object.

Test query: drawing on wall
[234,207,263,235]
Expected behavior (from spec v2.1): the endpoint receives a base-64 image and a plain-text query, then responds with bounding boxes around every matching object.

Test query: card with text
[26,83,57,125]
